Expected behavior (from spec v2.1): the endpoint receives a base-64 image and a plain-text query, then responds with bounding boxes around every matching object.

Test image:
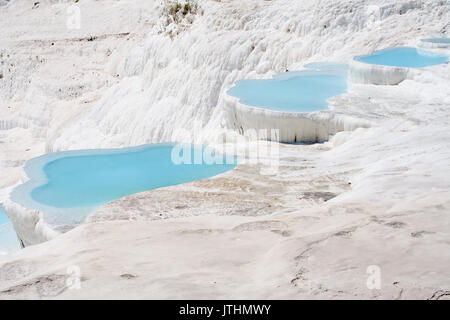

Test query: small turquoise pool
[227,65,348,113]
[355,47,448,68]
[11,143,236,226]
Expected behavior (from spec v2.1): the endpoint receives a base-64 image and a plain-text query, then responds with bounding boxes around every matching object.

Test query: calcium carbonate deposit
[0,0,450,300]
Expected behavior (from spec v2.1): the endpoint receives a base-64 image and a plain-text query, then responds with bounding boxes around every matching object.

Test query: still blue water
[227,68,348,112]
[12,144,236,210]
[355,47,448,68]
[421,38,450,44]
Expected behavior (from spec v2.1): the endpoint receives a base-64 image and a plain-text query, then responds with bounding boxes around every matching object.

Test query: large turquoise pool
[227,64,348,112]
[355,47,448,68]
[11,143,236,226]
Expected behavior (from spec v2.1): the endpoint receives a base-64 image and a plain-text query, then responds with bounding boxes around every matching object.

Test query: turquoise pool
[227,64,348,113]
[11,143,236,226]
[355,47,448,68]
[0,204,20,254]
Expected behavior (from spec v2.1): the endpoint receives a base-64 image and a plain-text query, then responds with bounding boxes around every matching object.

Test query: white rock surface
[0,0,450,299]
[2,199,59,247]
[418,37,450,50]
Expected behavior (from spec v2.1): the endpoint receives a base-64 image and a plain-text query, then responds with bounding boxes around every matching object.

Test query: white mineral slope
[43,0,450,150]
[1,121,450,299]
[224,94,371,143]
[348,59,414,85]
[1,0,450,299]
